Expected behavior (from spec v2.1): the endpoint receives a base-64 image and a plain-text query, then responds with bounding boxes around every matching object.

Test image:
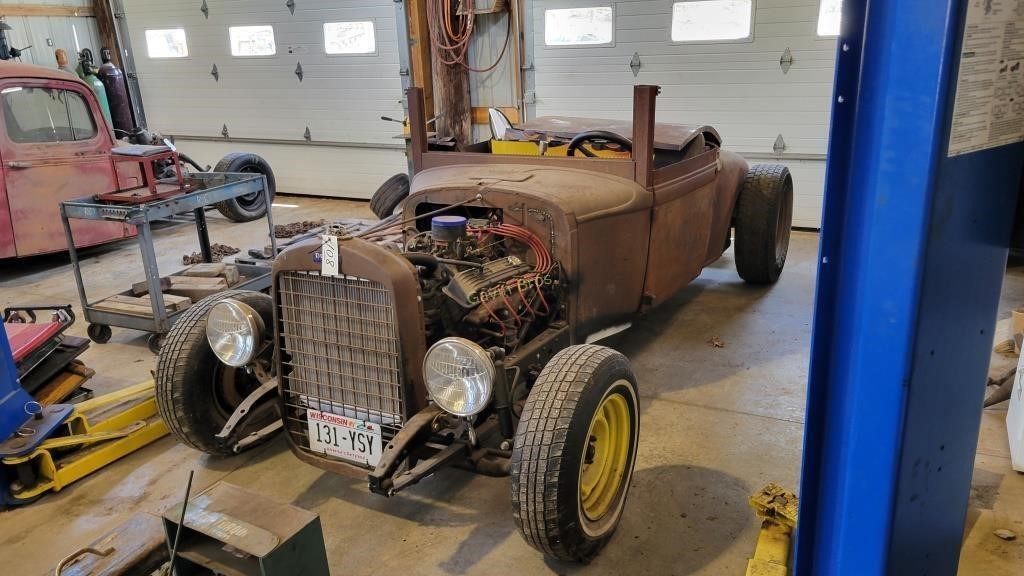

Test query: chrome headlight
[423,337,494,417]
[206,299,264,367]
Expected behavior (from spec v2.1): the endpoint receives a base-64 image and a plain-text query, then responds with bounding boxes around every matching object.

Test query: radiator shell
[272,237,427,475]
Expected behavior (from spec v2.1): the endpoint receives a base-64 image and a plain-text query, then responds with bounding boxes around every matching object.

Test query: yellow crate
[490,139,630,158]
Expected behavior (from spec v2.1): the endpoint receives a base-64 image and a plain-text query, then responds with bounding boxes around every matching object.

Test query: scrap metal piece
[749,482,799,526]
[780,47,794,74]
[55,547,115,575]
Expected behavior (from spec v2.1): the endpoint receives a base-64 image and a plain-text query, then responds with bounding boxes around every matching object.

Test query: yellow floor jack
[1,380,168,504]
[745,483,800,576]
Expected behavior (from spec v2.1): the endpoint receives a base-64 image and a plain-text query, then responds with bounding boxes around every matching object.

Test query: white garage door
[531,0,839,228]
[122,0,408,199]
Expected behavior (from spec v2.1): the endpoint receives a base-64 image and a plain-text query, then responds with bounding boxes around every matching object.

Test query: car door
[0,78,130,257]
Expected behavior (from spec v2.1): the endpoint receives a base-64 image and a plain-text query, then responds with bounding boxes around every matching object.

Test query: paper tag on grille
[321,234,339,277]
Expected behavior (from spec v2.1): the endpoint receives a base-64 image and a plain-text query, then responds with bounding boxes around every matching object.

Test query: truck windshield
[1,86,97,144]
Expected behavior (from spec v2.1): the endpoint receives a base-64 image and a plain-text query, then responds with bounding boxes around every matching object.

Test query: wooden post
[407,87,428,174]
[405,0,434,120]
[93,0,121,67]
[427,2,471,148]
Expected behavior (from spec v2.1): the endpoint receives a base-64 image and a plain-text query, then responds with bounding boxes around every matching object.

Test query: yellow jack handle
[3,379,168,502]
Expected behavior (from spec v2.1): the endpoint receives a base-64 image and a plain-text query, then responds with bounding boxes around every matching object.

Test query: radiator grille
[278,271,405,452]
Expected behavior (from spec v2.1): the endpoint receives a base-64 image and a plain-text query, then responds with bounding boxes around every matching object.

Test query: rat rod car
[155,85,793,562]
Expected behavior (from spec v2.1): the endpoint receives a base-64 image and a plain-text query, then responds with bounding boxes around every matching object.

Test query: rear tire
[734,164,793,284]
[369,173,410,219]
[511,345,640,563]
[214,153,277,222]
[155,290,277,456]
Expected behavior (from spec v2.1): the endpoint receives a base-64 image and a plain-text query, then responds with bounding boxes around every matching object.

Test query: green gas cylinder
[76,48,113,129]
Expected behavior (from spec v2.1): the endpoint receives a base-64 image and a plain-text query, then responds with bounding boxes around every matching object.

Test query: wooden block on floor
[130,277,171,296]
[182,263,241,286]
[183,262,227,277]
[105,293,192,313]
[91,298,157,317]
[167,285,227,302]
[168,275,228,288]
[223,264,240,286]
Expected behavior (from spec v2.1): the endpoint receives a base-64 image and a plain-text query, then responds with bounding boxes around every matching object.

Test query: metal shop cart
[60,172,278,353]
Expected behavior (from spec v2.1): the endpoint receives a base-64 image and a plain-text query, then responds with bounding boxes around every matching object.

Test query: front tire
[155,290,277,456]
[213,152,277,222]
[511,345,640,563]
[734,164,793,284]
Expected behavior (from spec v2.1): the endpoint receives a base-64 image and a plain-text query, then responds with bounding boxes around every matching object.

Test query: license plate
[306,410,383,468]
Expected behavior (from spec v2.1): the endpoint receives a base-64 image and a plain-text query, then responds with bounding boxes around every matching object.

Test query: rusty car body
[155,85,794,562]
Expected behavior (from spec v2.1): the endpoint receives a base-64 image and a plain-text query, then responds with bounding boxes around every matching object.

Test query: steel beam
[796,1,1023,574]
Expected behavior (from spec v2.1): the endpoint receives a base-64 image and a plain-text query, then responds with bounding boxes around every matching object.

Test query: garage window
[145,28,188,58]
[324,21,376,55]
[671,0,753,43]
[2,87,97,143]
[817,0,842,36]
[229,25,277,57]
[544,7,614,46]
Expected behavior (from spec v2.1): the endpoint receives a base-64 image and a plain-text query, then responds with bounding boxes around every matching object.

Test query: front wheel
[510,345,640,563]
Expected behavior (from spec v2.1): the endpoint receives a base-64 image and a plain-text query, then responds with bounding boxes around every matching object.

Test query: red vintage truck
[0,61,272,259]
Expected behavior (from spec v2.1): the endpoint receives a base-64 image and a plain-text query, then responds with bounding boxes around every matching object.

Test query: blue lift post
[0,323,33,438]
[796,0,1023,574]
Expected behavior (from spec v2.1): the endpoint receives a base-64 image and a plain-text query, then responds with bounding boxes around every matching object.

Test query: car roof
[0,60,89,86]
[516,116,721,152]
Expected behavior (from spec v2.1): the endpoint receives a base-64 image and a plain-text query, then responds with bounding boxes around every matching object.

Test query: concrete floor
[0,196,1022,575]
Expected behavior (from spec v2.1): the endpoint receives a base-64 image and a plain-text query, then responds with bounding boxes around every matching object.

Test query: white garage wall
[122,0,407,199]
[531,0,838,228]
[1,0,102,70]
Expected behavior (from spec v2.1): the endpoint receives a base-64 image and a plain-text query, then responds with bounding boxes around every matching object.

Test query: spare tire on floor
[214,152,276,222]
[370,173,410,219]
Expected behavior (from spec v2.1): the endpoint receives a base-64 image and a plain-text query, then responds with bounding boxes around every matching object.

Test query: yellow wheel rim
[579,392,632,522]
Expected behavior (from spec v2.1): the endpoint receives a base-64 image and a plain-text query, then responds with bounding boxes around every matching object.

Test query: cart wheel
[87,324,112,344]
[147,334,165,354]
